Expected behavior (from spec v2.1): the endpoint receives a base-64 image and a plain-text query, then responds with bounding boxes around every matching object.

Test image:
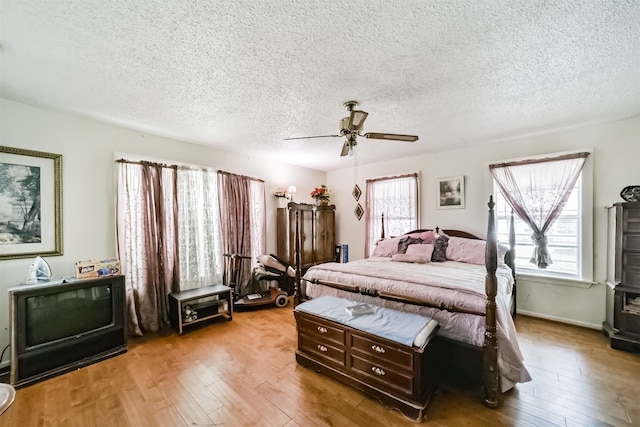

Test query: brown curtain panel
[117,160,180,335]
[217,171,253,297]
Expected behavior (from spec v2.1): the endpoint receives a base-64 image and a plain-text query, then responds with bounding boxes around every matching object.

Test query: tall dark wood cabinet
[277,202,336,272]
[603,202,640,353]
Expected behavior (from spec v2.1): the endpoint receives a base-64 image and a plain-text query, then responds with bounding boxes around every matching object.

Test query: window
[365,174,419,257]
[177,167,223,290]
[495,175,582,278]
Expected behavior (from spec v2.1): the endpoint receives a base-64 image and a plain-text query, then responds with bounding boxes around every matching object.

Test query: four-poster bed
[292,196,531,408]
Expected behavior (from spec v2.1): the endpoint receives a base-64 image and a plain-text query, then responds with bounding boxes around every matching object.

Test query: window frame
[365,173,419,257]
[490,149,593,282]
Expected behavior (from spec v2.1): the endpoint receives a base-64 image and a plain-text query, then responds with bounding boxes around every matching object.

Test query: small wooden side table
[169,284,233,334]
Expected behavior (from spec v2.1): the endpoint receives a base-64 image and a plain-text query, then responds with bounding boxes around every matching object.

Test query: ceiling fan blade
[284,134,341,140]
[340,141,350,157]
[363,132,419,142]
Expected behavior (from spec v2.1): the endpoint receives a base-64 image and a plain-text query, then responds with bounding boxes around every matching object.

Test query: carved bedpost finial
[488,194,495,210]
[381,213,385,238]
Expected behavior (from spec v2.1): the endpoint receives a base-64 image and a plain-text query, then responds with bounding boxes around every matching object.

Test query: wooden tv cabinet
[294,305,439,421]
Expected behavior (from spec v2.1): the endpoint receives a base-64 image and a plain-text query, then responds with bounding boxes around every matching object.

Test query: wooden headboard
[402,228,482,240]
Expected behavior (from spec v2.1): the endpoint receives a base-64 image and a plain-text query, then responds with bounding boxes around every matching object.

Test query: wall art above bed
[437,175,465,209]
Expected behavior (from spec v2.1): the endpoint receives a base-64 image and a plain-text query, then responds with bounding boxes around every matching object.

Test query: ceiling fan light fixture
[340,136,357,157]
[285,101,419,158]
[348,110,368,130]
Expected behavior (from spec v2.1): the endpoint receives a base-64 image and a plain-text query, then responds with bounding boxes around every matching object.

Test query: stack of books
[345,303,373,316]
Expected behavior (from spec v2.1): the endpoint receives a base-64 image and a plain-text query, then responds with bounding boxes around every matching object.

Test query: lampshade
[286,185,296,201]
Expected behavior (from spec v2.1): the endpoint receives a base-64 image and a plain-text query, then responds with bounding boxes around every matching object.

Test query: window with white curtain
[249,179,266,260]
[365,173,419,257]
[491,150,592,280]
[177,167,223,290]
[494,176,582,278]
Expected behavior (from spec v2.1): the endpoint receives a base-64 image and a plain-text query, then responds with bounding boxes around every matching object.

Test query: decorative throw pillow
[398,236,423,254]
[431,234,449,262]
[371,237,401,257]
[406,243,435,260]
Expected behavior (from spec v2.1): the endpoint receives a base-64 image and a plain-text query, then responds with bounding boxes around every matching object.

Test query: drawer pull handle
[371,366,386,376]
[317,326,328,334]
[371,345,386,354]
[317,344,328,352]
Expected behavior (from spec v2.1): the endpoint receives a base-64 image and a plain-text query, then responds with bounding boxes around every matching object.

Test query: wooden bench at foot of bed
[294,297,440,422]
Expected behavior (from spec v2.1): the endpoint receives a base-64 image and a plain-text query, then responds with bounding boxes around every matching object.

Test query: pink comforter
[303,258,532,392]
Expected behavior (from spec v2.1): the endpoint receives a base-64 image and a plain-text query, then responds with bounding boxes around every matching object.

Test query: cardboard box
[75,258,121,279]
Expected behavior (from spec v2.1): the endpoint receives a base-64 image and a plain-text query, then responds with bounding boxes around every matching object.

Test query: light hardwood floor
[1,300,638,426]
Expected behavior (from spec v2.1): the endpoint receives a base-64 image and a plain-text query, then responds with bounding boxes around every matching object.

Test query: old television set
[9,275,127,387]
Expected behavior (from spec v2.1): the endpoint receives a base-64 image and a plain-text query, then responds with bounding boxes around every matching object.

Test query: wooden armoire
[276,202,336,273]
[603,202,640,353]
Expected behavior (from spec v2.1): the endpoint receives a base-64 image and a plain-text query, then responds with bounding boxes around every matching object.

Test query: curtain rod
[218,170,264,183]
[116,158,178,169]
[366,172,418,183]
[117,159,264,182]
[489,152,590,169]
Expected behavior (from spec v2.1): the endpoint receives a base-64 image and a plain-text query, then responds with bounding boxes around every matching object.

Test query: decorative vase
[318,199,329,206]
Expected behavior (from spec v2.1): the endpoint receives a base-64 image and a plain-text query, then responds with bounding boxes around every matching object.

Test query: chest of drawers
[604,202,640,353]
[295,308,438,421]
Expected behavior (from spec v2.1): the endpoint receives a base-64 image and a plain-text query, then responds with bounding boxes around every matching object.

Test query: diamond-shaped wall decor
[354,203,364,221]
[352,184,361,201]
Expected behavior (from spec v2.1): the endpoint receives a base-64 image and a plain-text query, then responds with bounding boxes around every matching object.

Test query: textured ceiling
[1,1,639,171]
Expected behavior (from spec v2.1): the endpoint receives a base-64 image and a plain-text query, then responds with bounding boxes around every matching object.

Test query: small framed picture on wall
[437,175,465,209]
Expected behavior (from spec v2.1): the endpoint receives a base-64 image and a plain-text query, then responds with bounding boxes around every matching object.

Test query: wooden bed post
[509,210,517,317]
[484,196,500,408]
[293,209,302,307]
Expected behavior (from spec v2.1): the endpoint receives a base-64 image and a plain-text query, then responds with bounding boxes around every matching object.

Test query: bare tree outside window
[0,162,42,244]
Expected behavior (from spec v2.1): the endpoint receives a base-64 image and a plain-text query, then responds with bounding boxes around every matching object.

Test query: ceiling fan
[285,101,419,156]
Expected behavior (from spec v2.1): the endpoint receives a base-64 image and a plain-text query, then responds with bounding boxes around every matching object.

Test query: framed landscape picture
[437,175,465,209]
[0,146,63,260]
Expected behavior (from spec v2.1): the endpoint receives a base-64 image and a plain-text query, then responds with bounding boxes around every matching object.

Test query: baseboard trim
[517,310,601,330]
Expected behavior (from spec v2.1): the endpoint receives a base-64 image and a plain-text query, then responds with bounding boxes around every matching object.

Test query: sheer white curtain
[177,166,223,290]
[489,152,589,268]
[249,180,266,261]
[365,173,419,258]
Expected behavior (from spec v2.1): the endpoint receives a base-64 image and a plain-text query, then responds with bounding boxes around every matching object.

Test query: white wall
[1,96,638,367]
[328,116,640,329]
[0,98,327,366]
